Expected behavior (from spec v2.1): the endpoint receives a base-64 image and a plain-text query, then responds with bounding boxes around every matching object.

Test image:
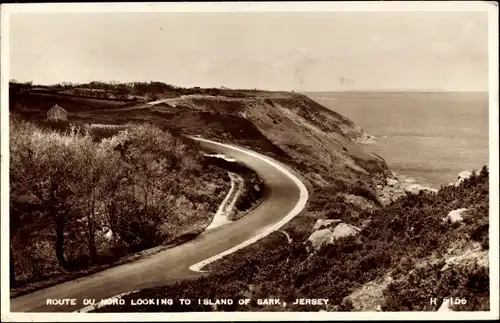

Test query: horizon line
[301,89,489,93]
[8,80,488,94]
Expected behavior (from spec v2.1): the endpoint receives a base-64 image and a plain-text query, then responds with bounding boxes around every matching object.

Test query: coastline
[354,132,459,205]
[352,128,477,204]
[374,171,438,206]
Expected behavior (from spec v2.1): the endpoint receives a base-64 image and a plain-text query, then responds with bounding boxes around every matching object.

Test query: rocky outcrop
[442,208,469,224]
[312,219,342,231]
[332,223,361,239]
[440,246,488,272]
[404,183,438,195]
[448,170,474,187]
[306,223,361,251]
[351,124,377,144]
[458,170,473,180]
[307,229,333,251]
[341,274,393,311]
[387,178,399,186]
[453,170,473,186]
[355,132,376,145]
[376,173,437,205]
[344,194,377,211]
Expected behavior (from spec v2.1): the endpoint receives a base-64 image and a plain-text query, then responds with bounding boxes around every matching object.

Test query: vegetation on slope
[10,80,390,216]
[95,167,489,312]
[9,117,233,294]
[203,156,265,215]
[11,81,444,312]
[10,80,388,175]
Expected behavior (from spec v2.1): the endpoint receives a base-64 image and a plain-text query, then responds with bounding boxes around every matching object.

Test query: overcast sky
[9,10,489,91]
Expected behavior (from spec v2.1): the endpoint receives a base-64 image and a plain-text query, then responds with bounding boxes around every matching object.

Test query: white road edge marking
[203,153,237,163]
[74,290,139,313]
[279,230,293,244]
[189,137,309,272]
[220,173,245,223]
[205,172,238,230]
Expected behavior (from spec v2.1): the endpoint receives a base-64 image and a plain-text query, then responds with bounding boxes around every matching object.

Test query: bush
[10,120,229,286]
[383,263,489,311]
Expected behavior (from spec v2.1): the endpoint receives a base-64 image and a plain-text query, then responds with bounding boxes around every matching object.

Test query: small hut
[46,104,68,121]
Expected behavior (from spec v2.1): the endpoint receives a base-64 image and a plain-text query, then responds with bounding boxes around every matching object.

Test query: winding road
[9,138,308,313]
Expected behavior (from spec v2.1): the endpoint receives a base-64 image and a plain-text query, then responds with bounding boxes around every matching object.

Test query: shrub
[10,119,229,285]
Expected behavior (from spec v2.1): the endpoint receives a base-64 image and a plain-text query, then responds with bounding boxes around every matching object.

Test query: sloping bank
[202,152,265,223]
[94,166,489,312]
[188,137,309,273]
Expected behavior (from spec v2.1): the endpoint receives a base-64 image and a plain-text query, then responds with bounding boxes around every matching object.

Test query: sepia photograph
[1,1,498,321]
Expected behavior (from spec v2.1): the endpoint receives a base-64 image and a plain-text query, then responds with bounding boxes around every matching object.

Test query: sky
[8,9,490,91]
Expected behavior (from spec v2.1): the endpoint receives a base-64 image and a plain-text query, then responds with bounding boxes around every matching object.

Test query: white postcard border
[1,1,498,321]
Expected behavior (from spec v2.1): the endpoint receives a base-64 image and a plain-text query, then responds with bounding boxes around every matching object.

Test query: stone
[344,194,375,210]
[441,248,488,272]
[458,170,473,180]
[443,208,468,224]
[307,223,361,251]
[387,178,399,186]
[404,183,438,194]
[104,230,113,241]
[341,274,392,311]
[307,229,333,251]
[450,170,474,186]
[313,219,341,231]
[331,223,361,240]
[438,301,453,311]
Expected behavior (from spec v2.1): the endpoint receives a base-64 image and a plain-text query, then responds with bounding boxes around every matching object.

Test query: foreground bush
[10,119,229,287]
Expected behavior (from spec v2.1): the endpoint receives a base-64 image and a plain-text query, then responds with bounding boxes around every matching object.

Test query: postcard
[1,1,498,321]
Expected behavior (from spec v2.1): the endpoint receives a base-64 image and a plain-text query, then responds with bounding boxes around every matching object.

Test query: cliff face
[160,92,389,183]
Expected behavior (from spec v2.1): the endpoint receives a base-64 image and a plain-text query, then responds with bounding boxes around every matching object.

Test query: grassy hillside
[96,167,489,312]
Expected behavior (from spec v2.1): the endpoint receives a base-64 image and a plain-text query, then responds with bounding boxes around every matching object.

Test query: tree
[11,122,82,270]
[71,130,101,263]
[10,120,42,280]
[479,165,488,178]
[97,130,130,244]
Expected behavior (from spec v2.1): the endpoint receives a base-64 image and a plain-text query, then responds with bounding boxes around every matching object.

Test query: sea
[306,91,489,189]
